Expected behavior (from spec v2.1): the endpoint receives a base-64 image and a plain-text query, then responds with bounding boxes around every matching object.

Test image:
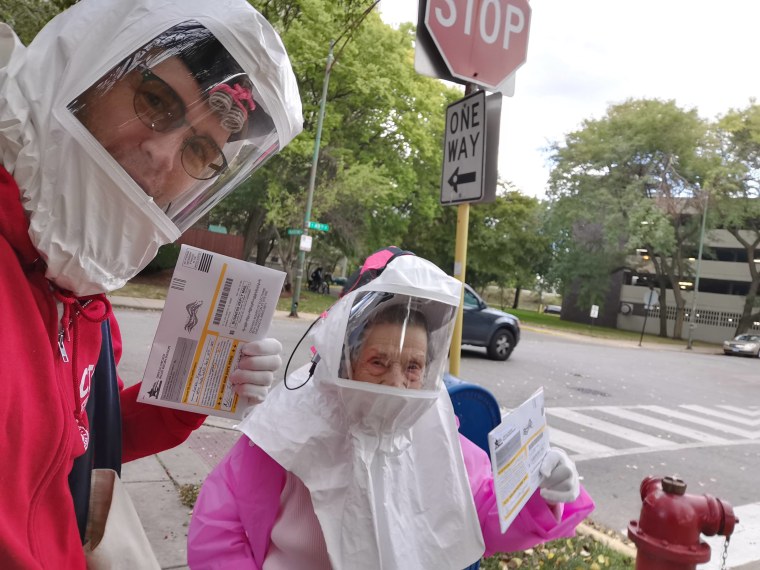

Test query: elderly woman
[187,253,594,570]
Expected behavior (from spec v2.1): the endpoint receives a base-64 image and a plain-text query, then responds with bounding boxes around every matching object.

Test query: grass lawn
[509,308,718,350]
[481,535,633,569]
[276,291,338,315]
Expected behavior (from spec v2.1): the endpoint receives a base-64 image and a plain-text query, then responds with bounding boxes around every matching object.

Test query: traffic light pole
[290,43,334,318]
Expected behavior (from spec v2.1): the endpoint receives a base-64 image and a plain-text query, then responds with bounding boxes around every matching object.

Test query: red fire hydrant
[628,476,738,570]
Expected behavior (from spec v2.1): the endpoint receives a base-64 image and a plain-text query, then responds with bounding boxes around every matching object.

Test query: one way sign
[440,90,500,206]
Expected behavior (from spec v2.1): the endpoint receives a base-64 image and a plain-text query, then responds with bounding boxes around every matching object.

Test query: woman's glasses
[133,68,228,180]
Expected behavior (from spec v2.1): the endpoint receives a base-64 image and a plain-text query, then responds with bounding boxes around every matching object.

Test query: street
[115,308,760,568]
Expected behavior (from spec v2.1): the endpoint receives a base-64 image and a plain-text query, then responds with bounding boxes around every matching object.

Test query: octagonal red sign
[425,0,531,90]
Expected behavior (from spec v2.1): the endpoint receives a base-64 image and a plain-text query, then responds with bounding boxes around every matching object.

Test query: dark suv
[462,284,521,361]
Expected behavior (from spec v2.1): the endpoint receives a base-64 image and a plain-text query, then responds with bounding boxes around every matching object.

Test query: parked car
[723,333,760,357]
[543,304,562,315]
[461,284,521,361]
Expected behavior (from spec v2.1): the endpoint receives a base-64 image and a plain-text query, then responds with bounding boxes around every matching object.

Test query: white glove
[229,338,282,404]
[539,448,580,504]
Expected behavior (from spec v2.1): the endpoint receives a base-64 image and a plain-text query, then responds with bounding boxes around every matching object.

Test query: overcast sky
[378,1,760,198]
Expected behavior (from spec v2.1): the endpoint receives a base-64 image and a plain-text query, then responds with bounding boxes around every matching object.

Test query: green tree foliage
[547,98,713,338]
[406,182,550,299]
[0,0,74,45]
[209,1,461,285]
[713,102,760,334]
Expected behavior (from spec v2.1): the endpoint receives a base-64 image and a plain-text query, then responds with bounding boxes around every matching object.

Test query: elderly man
[0,0,302,567]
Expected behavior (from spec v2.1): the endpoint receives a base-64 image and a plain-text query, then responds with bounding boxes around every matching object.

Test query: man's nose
[382,364,408,389]
[141,130,183,172]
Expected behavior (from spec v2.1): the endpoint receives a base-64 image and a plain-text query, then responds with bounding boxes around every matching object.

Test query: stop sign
[425,0,531,91]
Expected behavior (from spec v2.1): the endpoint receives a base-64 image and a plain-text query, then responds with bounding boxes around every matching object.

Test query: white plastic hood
[238,255,485,569]
[0,0,302,294]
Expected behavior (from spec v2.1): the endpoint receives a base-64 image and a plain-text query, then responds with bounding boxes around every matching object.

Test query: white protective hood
[0,0,302,295]
[238,255,486,569]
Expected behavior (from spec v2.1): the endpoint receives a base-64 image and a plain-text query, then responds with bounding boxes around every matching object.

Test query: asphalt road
[115,308,760,568]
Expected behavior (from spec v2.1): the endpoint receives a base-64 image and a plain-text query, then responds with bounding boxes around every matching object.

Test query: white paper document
[137,245,285,419]
[487,387,549,533]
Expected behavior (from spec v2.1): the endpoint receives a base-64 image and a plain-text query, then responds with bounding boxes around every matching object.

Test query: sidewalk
[122,417,239,569]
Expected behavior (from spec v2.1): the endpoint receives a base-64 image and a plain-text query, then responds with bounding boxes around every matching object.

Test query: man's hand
[539,448,580,504]
[229,338,282,404]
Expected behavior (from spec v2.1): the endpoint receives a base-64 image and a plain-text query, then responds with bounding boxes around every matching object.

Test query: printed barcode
[170,278,186,291]
[213,277,233,326]
[197,253,213,273]
[495,431,521,468]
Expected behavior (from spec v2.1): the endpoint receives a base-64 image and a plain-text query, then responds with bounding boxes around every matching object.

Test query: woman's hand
[539,448,580,504]
[229,338,282,404]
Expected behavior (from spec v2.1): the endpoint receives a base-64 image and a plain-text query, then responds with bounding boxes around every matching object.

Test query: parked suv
[462,284,521,361]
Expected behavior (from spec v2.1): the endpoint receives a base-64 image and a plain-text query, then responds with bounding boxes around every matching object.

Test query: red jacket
[0,166,206,569]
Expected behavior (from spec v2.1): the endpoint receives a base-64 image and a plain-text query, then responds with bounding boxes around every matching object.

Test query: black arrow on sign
[447,167,477,193]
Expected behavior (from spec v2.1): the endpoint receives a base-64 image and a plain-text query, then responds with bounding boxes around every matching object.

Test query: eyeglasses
[133,68,228,180]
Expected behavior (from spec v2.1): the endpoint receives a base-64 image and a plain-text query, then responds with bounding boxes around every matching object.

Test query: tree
[713,102,760,334]
[547,99,713,338]
[1,0,73,45]
[210,2,460,285]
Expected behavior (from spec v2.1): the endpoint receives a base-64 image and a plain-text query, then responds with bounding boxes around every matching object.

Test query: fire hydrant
[628,476,738,570]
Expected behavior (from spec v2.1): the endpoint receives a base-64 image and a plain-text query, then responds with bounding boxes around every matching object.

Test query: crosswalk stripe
[547,408,672,447]
[571,438,759,463]
[547,427,615,454]
[644,406,759,438]
[598,407,730,443]
[681,405,760,426]
[717,405,760,417]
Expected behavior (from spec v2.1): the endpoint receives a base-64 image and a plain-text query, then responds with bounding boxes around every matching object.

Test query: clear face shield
[66,20,279,232]
[338,292,457,394]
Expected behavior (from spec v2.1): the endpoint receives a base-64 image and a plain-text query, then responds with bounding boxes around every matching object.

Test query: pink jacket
[188,433,594,569]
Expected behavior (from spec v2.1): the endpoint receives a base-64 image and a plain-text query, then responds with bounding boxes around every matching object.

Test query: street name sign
[308,221,330,232]
[421,0,531,94]
[286,228,303,236]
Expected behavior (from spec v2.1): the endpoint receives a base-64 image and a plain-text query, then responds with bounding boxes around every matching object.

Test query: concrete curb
[576,522,637,559]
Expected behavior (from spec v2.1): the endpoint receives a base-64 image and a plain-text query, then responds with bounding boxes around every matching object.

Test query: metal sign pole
[290,43,333,318]
[449,83,475,377]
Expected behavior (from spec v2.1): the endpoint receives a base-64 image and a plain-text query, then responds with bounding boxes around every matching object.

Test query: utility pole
[290,43,334,318]
[686,194,709,350]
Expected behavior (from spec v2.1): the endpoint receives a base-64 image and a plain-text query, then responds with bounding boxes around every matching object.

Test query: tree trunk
[661,256,686,339]
[255,224,276,266]
[242,207,267,261]
[728,230,760,335]
[512,286,521,309]
[650,257,669,337]
[735,276,760,335]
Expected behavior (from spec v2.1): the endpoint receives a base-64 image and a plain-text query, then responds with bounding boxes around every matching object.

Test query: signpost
[639,289,660,346]
[442,91,485,204]
[421,0,531,94]
[414,0,531,376]
[441,90,502,205]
